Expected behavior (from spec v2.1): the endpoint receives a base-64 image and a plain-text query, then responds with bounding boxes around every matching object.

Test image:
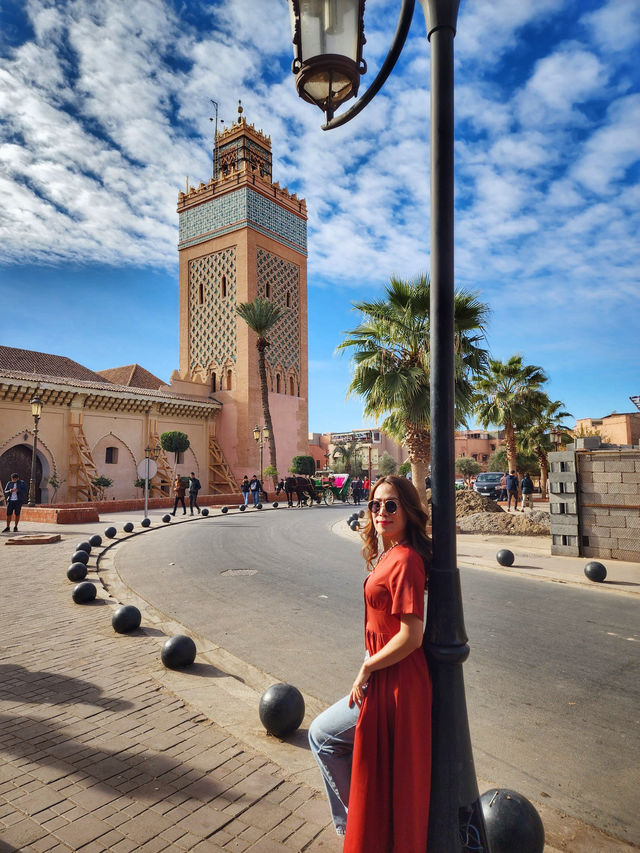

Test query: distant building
[0,108,309,502]
[574,409,640,447]
[454,430,503,469]
[309,429,404,477]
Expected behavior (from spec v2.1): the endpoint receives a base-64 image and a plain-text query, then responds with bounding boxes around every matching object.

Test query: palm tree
[236,297,286,486]
[332,438,364,474]
[474,355,548,478]
[338,274,489,507]
[517,397,572,499]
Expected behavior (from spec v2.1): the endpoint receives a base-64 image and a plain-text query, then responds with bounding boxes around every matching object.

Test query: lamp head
[30,396,43,418]
[288,0,366,120]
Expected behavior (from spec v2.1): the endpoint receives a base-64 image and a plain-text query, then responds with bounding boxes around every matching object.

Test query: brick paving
[0,532,340,853]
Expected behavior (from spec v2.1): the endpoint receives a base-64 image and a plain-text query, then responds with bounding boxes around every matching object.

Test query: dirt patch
[455,490,503,518]
[457,510,550,536]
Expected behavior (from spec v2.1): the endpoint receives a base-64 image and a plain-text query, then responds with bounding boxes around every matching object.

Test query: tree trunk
[257,343,277,488]
[404,423,431,513]
[504,420,517,475]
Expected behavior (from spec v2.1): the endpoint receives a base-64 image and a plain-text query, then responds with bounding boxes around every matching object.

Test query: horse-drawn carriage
[312,473,354,505]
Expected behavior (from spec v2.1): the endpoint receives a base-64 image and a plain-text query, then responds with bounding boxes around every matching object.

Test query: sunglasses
[368,499,398,515]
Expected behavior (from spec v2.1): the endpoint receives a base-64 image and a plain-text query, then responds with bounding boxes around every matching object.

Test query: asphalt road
[116,505,640,846]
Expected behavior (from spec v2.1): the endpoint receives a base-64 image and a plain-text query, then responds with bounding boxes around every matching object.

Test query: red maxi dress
[343,545,432,853]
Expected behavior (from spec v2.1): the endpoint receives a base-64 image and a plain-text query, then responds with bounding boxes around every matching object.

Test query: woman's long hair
[361,475,432,580]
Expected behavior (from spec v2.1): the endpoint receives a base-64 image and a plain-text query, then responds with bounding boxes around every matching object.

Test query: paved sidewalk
[1,509,638,852]
[0,512,338,853]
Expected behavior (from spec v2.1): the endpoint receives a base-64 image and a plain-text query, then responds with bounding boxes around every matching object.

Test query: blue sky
[1,0,638,433]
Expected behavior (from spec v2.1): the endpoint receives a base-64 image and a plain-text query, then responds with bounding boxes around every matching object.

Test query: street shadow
[512,564,543,570]
[139,626,167,637]
[605,580,640,587]
[266,726,311,752]
[0,711,226,805]
[0,664,133,711]
[184,662,246,683]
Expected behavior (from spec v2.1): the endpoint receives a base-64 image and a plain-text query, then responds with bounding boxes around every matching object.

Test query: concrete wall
[549,444,640,562]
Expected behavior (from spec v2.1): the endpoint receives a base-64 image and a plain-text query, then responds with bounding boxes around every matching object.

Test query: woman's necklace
[375,540,406,567]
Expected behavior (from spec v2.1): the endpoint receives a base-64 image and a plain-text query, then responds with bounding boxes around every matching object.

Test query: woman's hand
[349,662,370,708]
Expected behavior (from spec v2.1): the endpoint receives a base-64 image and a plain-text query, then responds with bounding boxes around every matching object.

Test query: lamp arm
[322,0,416,131]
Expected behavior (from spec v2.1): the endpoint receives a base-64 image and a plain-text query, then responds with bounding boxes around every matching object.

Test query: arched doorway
[0,445,42,503]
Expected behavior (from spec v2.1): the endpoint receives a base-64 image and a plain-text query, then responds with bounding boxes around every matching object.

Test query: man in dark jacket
[519,473,534,511]
[188,472,201,515]
[3,473,28,532]
[505,471,519,512]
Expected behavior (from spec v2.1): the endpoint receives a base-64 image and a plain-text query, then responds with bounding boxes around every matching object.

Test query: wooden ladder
[68,415,100,502]
[209,433,238,494]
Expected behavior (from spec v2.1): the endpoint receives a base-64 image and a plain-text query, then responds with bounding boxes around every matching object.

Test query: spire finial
[237,99,243,117]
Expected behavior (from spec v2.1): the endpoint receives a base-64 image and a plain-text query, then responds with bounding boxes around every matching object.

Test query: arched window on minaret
[221,275,227,298]
[211,373,217,392]
[289,376,295,396]
[199,283,204,304]
[226,369,232,390]
[286,291,291,308]
[265,281,271,298]
[276,373,281,394]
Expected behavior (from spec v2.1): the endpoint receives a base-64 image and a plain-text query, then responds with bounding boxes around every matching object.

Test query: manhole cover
[220,569,258,576]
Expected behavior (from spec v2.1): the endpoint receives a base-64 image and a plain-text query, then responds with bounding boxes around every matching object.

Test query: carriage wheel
[303,492,314,507]
[344,486,354,504]
[323,488,335,506]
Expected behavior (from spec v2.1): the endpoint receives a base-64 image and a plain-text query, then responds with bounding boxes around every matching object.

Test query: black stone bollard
[584,561,607,582]
[67,562,88,582]
[201,508,209,516]
[141,518,151,528]
[71,550,89,566]
[239,505,246,512]
[112,605,142,634]
[259,683,305,738]
[256,503,263,510]
[162,514,171,523]
[105,526,117,539]
[123,522,134,533]
[72,581,97,603]
[221,506,228,514]
[496,549,515,567]
[272,502,279,509]
[161,635,196,669]
[350,520,360,531]
[480,788,544,853]
[89,534,102,547]
[76,541,92,555]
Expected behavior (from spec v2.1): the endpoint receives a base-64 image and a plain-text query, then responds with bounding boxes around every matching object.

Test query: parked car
[454,478,466,490]
[473,471,504,501]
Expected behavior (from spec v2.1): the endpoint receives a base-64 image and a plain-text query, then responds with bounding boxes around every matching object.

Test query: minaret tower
[176,102,308,481]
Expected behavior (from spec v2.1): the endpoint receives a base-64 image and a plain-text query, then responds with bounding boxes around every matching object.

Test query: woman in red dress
[308,475,432,851]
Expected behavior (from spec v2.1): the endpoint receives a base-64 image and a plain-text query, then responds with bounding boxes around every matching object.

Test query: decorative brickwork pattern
[257,249,300,393]
[179,188,307,254]
[188,248,238,379]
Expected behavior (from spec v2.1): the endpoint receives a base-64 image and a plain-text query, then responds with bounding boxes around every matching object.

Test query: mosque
[0,109,309,504]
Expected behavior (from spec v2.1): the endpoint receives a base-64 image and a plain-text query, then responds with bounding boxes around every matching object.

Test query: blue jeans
[308,695,360,835]
[251,490,259,506]
[242,491,249,505]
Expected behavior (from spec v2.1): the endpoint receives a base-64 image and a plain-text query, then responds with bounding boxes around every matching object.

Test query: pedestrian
[505,470,519,511]
[352,476,362,505]
[3,472,27,532]
[520,472,534,511]
[499,472,507,502]
[171,475,187,515]
[249,474,261,506]
[309,475,432,850]
[241,475,250,506]
[188,471,201,515]
[362,475,370,499]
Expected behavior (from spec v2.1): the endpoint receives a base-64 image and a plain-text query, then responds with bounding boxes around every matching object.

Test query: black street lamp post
[286,2,490,849]
[27,396,42,507]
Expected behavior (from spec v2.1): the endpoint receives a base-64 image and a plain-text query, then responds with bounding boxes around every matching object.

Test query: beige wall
[0,396,215,503]
[575,413,640,446]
